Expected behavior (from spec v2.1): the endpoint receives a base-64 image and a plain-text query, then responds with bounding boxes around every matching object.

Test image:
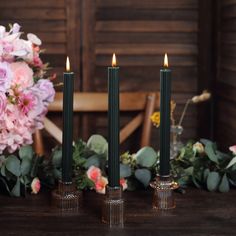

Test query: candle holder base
[102,186,124,228]
[51,180,82,211]
[150,175,179,210]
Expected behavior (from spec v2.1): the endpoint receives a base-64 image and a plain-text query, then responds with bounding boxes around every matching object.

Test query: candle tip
[66,56,70,72]
[112,53,117,67]
[164,53,168,68]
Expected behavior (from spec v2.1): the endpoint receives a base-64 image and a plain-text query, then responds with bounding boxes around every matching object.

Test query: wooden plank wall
[93,0,199,148]
[215,0,236,149]
[0,0,201,151]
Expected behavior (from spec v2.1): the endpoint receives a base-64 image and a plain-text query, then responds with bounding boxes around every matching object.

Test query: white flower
[193,142,205,154]
[27,33,41,46]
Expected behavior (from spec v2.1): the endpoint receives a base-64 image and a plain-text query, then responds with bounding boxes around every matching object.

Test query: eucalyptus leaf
[87,135,108,154]
[120,164,131,178]
[226,157,236,169]
[219,174,230,193]
[1,165,6,177]
[6,155,21,177]
[21,157,31,176]
[205,143,219,164]
[135,147,157,168]
[200,139,213,146]
[203,168,210,181]
[19,145,33,160]
[84,155,100,168]
[134,169,151,187]
[11,178,21,197]
[207,171,220,192]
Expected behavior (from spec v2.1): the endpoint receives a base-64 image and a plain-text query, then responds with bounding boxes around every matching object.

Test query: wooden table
[0,188,236,236]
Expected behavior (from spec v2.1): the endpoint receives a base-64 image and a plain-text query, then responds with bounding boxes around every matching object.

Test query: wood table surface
[0,188,236,236]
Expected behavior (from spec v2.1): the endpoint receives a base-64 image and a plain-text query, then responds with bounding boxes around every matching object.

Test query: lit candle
[108,53,120,187]
[159,53,171,176]
[62,56,74,183]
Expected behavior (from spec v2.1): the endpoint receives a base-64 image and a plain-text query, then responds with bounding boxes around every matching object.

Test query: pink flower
[229,145,236,155]
[0,92,6,119]
[32,79,55,104]
[95,176,108,194]
[120,178,128,191]
[33,55,43,68]
[0,61,12,92]
[87,166,102,182]
[31,177,41,194]
[10,62,33,89]
[18,92,35,114]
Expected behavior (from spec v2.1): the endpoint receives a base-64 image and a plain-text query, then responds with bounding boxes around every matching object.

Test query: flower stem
[178,99,191,126]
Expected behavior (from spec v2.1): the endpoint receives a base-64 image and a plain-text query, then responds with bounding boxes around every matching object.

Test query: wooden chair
[34,92,159,155]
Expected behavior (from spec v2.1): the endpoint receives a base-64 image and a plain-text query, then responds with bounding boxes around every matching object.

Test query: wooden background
[1,0,235,151]
[215,0,236,149]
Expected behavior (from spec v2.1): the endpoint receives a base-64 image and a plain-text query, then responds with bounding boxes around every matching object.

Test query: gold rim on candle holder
[150,175,179,210]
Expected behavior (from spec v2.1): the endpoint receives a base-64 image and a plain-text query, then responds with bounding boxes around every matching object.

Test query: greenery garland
[0,135,236,197]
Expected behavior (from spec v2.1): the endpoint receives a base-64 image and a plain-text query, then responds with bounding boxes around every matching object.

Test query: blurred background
[0,0,235,152]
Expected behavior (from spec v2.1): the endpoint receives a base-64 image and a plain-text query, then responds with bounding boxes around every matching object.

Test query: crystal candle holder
[51,180,82,211]
[102,186,124,228]
[150,175,179,210]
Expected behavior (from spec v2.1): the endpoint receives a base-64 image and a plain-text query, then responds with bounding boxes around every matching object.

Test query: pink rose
[0,61,12,92]
[33,55,43,68]
[229,145,236,155]
[120,178,128,191]
[87,166,102,182]
[10,62,33,89]
[95,176,108,194]
[31,177,41,194]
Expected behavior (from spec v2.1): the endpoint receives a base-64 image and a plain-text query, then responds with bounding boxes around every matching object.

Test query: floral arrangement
[0,23,55,154]
[171,139,236,192]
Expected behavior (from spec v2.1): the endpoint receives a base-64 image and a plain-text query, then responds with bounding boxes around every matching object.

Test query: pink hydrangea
[0,61,12,92]
[0,23,55,154]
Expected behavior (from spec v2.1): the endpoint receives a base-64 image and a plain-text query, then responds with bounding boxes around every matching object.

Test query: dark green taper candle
[160,53,171,177]
[108,53,120,187]
[62,57,74,183]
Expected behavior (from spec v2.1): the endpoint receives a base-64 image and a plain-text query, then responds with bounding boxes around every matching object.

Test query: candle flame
[164,53,168,68]
[66,56,70,72]
[112,53,117,67]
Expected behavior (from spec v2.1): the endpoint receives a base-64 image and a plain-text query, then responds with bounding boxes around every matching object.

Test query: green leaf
[226,157,236,169]
[11,178,21,197]
[21,157,31,176]
[1,165,6,177]
[19,145,33,160]
[205,143,219,164]
[219,174,230,193]
[200,139,213,146]
[203,168,210,181]
[135,147,157,168]
[87,135,108,154]
[184,166,193,176]
[120,164,131,178]
[134,169,151,187]
[207,171,220,192]
[84,155,100,169]
[6,155,21,177]
[52,149,62,167]
[0,177,10,193]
